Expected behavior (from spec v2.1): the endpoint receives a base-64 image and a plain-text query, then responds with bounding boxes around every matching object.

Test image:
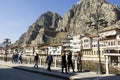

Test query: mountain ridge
[14,0,120,47]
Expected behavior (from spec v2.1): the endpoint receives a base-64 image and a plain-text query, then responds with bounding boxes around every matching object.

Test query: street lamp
[3,38,11,62]
[86,4,108,74]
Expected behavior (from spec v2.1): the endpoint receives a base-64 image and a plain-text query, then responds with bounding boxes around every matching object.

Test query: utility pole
[86,4,108,74]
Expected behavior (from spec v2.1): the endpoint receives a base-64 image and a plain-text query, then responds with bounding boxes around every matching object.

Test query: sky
[0,0,120,44]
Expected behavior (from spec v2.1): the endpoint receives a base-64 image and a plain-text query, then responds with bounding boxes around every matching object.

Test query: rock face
[56,0,120,35]
[14,0,120,47]
[14,11,62,47]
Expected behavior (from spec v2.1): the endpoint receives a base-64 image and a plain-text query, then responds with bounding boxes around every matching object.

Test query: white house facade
[48,45,62,55]
[69,35,81,55]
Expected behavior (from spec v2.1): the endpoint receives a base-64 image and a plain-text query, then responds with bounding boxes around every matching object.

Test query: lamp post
[86,4,108,74]
[3,38,11,62]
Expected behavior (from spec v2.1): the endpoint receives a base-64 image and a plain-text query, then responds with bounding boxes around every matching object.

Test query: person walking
[46,52,53,71]
[77,52,82,72]
[12,53,15,63]
[14,53,18,63]
[67,51,74,72]
[34,53,39,68]
[61,51,68,74]
[18,51,23,64]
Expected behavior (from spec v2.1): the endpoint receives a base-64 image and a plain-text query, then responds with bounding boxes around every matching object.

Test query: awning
[104,53,120,56]
[104,47,119,50]
[99,30,116,38]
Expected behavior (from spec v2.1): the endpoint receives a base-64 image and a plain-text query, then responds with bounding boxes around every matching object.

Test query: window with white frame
[107,41,116,46]
[84,39,89,43]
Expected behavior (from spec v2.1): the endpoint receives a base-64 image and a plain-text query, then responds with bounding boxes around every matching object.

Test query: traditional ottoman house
[90,35,105,62]
[24,46,33,55]
[62,36,72,52]
[80,35,103,61]
[39,46,48,56]
[81,36,92,56]
[99,28,120,74]
[69,35,81,55]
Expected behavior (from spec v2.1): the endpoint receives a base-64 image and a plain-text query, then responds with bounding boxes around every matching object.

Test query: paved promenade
[0,61,119,80]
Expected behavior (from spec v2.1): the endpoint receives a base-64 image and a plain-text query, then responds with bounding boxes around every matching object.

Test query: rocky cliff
[56,0,120,36]
[14,11,62,47]
[14,0,120,47]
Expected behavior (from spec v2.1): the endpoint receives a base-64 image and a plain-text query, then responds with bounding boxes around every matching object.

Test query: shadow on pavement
[11,66,119,80]
[0,66,120,80]
[12,66,77,80]
[0,67,62,80]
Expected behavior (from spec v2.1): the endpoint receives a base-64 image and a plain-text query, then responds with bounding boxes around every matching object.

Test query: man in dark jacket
[67,51,74,72]
[46,53,53,71]
[61,52,68,74]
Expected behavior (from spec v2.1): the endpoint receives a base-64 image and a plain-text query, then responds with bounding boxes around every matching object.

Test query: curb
[13,66,70,80]
[0,63,74,80]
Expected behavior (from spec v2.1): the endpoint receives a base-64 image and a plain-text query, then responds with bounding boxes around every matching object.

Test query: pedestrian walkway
[0,61,118,80]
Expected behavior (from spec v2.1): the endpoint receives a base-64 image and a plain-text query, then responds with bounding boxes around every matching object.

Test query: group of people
[33,51,82,74]
[33,52,53,71]
[12,51,23,64]
[61,51,82,74]
[61,51,74,74]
